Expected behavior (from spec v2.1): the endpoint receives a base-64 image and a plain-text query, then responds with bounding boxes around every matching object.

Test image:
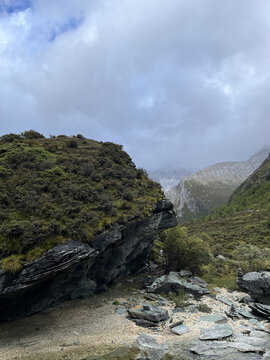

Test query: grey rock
[199,324,233,340]
[133,319,159,328]
[239,295,253,304]
[179,270,192,277]
[191,340,264,358]
[115,307,127,315]
[217,254,227,261]
[263,351,270,360]
[199,314,227,323]
[170,324,190,335]
[136,334,168,360]
[128,304,169,324]
[148,272,209,297]
[169,320,184,328]
[0,200,177,321]
[234,331,270,349]
[256,323,270,333]
[250,303,270,320]
[237,271,270,304]
[217,296,233,306]
[226,304,242,320]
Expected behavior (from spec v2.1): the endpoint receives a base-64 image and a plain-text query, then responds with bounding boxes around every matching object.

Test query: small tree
[163,225,211,274]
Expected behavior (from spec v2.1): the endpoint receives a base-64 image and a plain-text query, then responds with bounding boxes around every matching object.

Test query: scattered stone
[191,340,264,358]
[170,324,190,336]
[133,319,159,328]
[199,324,233,340]
[217,296,233,306]
[234,331,270,349]
[147,272,210,297]
[256,323,270,333]
[226,304,242,320]
[179,270,192,277]
[128,304,169,327]
[136,334,168,360]
[237,309,255,319]
[115,307,127,315]
[250,303,270,320]
[169,320,184,328]
[239,295,253,304]
[199,314,227,323]
[213,287,222,293]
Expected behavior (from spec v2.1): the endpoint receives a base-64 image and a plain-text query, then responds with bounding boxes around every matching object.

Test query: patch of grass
[203,274,239,292]
[166,290,191,308]
[1,255,23,273]
[197,303,212,313]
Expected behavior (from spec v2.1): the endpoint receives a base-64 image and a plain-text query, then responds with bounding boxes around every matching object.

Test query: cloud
[0,0,270,170]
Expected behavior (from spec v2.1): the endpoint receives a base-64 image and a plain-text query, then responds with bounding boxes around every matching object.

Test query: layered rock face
[0,200,177,322]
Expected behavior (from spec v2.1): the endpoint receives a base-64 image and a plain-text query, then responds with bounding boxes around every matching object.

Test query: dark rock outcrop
[237,270,270,305]
[0,199,177,322]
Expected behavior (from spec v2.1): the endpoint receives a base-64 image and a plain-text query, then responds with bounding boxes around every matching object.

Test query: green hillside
[186,154,270,256]
[0,131,163,272]
[179,179,237,223]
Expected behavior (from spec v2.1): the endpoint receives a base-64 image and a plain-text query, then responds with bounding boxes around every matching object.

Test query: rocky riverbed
[1,272,269,360]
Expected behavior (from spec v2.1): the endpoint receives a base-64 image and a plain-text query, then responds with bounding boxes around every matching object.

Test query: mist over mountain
[166,147,270,223]
[148,168,191,191]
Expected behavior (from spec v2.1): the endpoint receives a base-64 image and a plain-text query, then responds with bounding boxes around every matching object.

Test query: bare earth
[0,279,267,360]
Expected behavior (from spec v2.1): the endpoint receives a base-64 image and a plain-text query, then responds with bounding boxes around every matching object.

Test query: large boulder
[147,271,210,297]
[237,270,270,305]
[0,200,177,322]
[128,304,169,327]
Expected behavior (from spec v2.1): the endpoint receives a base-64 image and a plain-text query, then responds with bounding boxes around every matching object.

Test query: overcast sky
[0,0,270,170]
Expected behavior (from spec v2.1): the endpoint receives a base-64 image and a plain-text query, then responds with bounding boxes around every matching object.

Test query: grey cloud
[0,0,269,171]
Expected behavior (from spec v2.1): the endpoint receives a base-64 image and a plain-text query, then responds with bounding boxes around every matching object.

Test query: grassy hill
[186,153,270,257]
[0,131,163,272]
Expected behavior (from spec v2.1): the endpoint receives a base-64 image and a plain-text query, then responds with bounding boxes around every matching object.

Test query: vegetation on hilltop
[0,131,163,272]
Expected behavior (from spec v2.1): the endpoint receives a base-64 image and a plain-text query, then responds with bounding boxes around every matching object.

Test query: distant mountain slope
[148,168,191,191]
[166,147,270,223]
[186,153,270,255]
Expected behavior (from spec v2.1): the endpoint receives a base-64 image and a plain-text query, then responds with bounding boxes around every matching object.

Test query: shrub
[67,139,78,148]
[22,130,45,139]
[163,226,211,274]
[232,244,270,272]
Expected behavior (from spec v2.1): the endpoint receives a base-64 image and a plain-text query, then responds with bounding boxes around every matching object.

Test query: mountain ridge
[166,147,270,223]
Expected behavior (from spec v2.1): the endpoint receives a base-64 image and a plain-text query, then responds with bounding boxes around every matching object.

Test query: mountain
[186,152,270,255]
[166,147,270,223]
[148,167,191,191]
